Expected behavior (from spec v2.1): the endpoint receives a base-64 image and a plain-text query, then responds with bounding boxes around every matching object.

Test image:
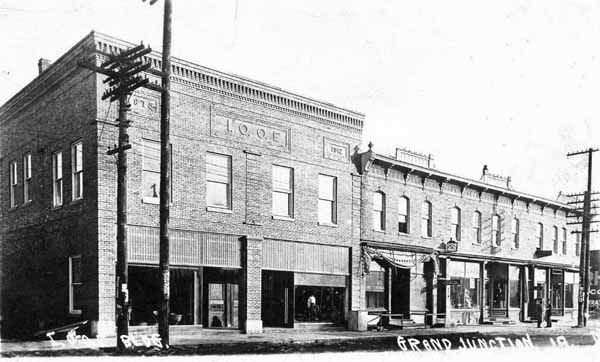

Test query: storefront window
[509,266,520,308]
[565,272,577,309]
[551,270,563,311]
[449,261,480,309]
[534,268,547,301]
[366,261,386,309]
[295,286,345,323]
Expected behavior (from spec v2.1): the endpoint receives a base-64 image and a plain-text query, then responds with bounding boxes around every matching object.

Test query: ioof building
[0,32,581,339]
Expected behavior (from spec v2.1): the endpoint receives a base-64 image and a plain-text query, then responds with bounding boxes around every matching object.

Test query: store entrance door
[391,268,410,319]
[262,270,294,327]
[488,263,508,318]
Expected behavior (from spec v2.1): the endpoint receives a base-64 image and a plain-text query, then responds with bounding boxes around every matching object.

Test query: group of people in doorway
[535,298,553,328]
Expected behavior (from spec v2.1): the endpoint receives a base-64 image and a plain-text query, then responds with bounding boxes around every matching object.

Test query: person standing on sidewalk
[545,302,553,328]
[536,298,544,328]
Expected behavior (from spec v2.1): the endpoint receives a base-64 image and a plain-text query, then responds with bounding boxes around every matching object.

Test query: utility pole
[567,148,599,327]
[143,0,173,347]
[79,43,153,351]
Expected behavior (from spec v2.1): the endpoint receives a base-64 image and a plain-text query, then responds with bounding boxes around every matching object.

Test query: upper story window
[450,207,461,241]
[52,151,63,207]
[206,152,232,209]
[575,232,580,256]
[272,165,294,218]
[142,140,172,203]
[69,255,82,315]
[511,217,520,248]
[491,214,501,246]
[562,227,567,255]
[9,160,17,208]
[421,201,432,237]
[472,211,482,243]
[552,226,559,253]
[373,191,386,231]
[537,223,544,249]
[71,142,83,200]
[318,174,337,225]
[23,153,32,203]
[398,196,409,234]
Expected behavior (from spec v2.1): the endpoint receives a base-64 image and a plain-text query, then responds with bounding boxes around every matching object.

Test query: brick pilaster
[241,235,263,333]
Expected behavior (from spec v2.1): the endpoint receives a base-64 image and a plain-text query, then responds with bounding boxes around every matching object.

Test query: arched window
[491,214,501,246]
[398,196,410,234]
[472,211,482,243]
[451,207,461,241]
[373,191,386,231]
[421,201,432,237]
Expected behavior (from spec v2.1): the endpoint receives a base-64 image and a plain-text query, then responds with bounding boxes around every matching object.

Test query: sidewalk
[2,321,599,356]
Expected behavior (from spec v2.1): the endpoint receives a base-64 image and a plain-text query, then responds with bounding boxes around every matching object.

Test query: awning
[363,246,438,274]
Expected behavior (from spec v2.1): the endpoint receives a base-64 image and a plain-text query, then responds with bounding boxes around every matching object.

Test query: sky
[1,1,599,237]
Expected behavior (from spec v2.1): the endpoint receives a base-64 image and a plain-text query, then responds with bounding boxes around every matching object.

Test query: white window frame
[318,174,337,225]
[491,214,501,246]
[561,228,567,255]
[23,153,32,203]
[9,160,17,208]
[206,152,232,210]
[272,164,294,218]
[511,217,520,248]
[69,255,82,315]
[473,211,482,243]
[71,141,83,200]
[52,151,63,207]
[451,207,461,241]
[552,226,558,254]
[537,223,544,249]
[398,196,409,234]
[373,191,385,231]
[421,201,432,237]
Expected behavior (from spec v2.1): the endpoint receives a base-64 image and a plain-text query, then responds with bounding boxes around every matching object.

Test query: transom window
[71,142,83,200]
[318,174,337,224]
[52,151,63,207]
[272,165,294,217]
[450,207,461,241]
[421,201,432,237]
[206,152,232,209]
[398,196,409,234]
[373,191,385,231]
[472,211,482,243]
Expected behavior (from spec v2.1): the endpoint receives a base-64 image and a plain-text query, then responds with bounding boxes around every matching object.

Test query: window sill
[71,198,84,205]
[51,204,63,210]
[373,229,385,233]
[398,231,410,236]
[272,215,295,222]
[142,197,160,205]
[472,242,482,245]
[68,310,82,317]
[421,236,432,239]
[318,222,338,228]
[207,206,232,214]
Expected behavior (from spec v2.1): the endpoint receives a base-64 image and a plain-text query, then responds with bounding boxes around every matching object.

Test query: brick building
[355,147,580,327]
[0,32,580,339]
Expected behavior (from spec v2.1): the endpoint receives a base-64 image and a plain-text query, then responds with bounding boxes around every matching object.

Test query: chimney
[38,58,51,74]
